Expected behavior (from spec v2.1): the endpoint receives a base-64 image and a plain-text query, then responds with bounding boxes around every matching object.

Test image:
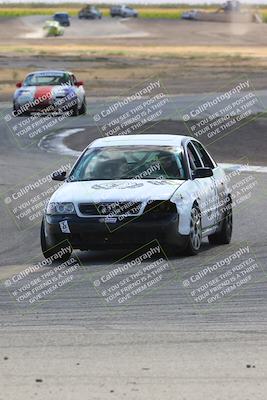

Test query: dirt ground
[5,15,267,46]
[1,16,267,99]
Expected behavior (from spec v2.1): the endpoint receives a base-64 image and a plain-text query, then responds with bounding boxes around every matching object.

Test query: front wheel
[13,104,30,117]
[13,105,19,117]
[184,206,202,256]
[70,104,79,117]
[79,99,87,115]
[40,219,72,262]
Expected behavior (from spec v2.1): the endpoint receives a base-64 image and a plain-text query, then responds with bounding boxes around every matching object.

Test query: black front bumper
[44,213,187,251]
[14,96,78,115]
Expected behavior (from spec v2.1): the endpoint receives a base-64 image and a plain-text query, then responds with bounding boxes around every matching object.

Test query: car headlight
[46,202,76,215]
[144,200,177,214]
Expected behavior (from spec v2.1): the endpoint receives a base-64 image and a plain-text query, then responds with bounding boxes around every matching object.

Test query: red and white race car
[13,70,86,116]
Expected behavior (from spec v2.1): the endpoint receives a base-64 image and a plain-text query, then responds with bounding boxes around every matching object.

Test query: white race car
[13,70,86,116]
[41,134,233,261]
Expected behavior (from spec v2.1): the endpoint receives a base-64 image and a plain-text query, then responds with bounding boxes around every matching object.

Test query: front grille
[79,202,142,216]
[32,101,50,108]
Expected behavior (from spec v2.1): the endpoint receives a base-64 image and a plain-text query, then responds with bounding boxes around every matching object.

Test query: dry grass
[0,43,267,60]
[1,54,267,101]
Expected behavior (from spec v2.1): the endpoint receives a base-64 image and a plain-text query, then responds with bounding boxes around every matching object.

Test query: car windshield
[24,73,70,87]
[69,145,186,181]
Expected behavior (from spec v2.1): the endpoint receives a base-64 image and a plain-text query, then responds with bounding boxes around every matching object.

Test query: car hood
[51,179,185,204]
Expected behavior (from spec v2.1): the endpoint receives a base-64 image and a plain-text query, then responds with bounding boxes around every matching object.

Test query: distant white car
[41,134,233,261]
[182,9,198,20]
[110,5,138,18]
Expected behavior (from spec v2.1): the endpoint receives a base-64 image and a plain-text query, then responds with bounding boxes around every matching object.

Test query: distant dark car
[79,6,102,19]
[53,13,70,27]
[110,5,138,18]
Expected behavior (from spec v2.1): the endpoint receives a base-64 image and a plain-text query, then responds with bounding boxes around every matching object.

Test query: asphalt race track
[0,97,267,399]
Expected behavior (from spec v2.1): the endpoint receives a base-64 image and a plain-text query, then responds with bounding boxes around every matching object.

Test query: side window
[187,142,202,172]
[192,141,215,169]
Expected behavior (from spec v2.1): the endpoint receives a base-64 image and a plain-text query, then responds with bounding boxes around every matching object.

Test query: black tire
[184,205,202,256]
[208,199,232,245]
[40,219,72,262]
[13,104,30,117]
[70,104,79,117]
[79,99,87,115]
[13,105,19,117]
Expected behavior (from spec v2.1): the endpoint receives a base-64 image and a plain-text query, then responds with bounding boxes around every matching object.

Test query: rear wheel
[40,219,72,262]
[208,199,232,245]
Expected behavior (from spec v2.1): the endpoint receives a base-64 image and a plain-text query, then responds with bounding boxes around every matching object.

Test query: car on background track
[53,12,71,26]
[13,70,86,116]
[43,20,64,37]
[41,134,233,261]
[181,9,198,20]
[78,6,102,19]
[110,5,138,18]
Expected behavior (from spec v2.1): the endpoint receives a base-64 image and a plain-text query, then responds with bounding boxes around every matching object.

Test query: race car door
[186,141,218,230]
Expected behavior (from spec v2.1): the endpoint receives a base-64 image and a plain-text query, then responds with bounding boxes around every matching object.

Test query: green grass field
[0,7,185,19]
[0,3,264,20]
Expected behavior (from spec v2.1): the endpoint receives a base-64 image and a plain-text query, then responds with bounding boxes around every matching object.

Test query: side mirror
[75,80,84,87]
[16,82,22,88]
[192,167,213,179]
[52,171,67,181]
